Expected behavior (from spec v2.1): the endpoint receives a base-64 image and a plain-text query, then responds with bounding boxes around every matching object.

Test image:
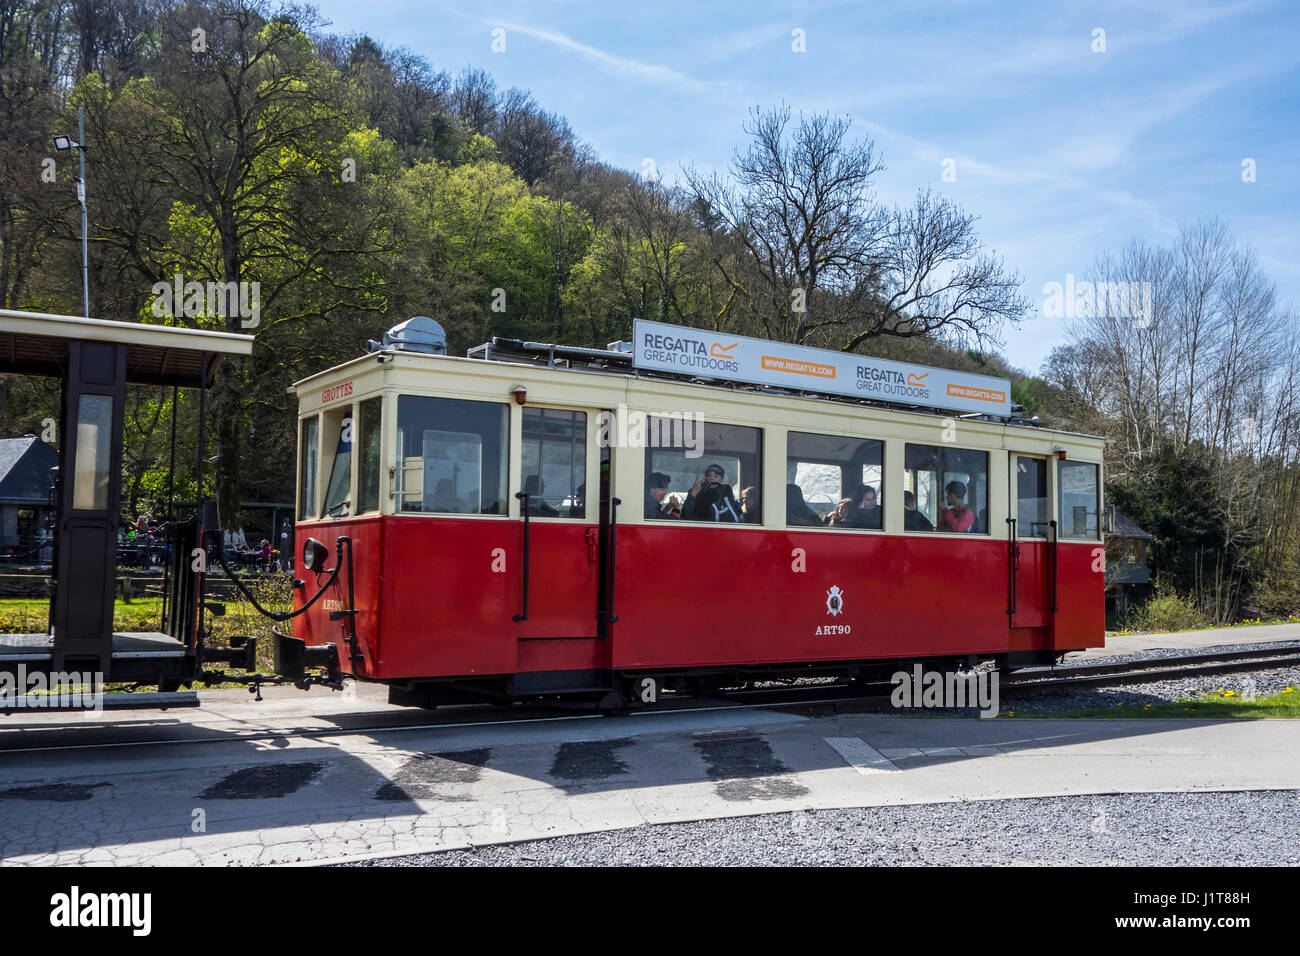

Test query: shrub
[1131,590,1210,633]
[1251,567,1300,619]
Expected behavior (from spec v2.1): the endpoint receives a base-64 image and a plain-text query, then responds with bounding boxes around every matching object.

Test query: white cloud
[493,20,734,98]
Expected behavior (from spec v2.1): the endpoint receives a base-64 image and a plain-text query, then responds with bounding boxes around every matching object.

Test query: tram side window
[786,432,883,529]
[643,417,761,523]
[298,416,318,521]
[395,396,509,515]
[521,408,587,518]
[322,409,353,518]
[357,397,382,515]
[904,444,988,534]
[1059,461,1099,539]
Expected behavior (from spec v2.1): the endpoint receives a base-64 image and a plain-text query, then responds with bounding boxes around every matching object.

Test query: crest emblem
[826,585,845,616]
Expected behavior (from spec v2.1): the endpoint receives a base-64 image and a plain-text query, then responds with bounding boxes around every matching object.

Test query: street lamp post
[53,106,89,318]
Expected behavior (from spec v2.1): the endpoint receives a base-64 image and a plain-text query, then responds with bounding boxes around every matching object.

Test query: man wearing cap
[682,463,743,522]
[645,472,678,519]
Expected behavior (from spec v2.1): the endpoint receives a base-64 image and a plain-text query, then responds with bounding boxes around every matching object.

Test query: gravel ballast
[1067,637,1300,668]
[1007,640,1300,713]
[352,790,1300,866]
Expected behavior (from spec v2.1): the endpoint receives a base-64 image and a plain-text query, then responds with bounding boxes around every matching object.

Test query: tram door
[512,406,607,645]
[1009,455,1051,628]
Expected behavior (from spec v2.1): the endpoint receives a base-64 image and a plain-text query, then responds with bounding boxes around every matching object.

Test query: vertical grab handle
[1049,519,1058,613]
[606,497,621,624]
[513,492,530,622]
[339,536,363,668]
[1006,516,1017,617]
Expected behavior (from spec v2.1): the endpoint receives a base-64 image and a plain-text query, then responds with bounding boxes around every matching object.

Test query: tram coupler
[198,669,346,702]
[200,636,258,671]
[272,631,339,682]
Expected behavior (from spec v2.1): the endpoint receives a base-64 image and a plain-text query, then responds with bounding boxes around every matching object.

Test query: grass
[1008,686,1300,719]
[1107,613,1300,637]
[0,597,163,634]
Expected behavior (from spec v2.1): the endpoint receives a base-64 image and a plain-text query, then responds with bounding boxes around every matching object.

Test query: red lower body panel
[293,517,1104,682]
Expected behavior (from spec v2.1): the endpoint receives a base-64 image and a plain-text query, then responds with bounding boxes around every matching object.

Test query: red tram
[277,318,1106,707]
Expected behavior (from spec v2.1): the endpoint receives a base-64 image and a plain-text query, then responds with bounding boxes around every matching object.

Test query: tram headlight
[302,537,329,572]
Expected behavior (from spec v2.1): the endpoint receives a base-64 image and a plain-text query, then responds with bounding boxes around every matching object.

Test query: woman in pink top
[938,480,975,533]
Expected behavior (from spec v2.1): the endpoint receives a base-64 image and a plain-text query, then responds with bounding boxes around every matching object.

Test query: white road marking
[880,747,925,758]
[824,736,900,773]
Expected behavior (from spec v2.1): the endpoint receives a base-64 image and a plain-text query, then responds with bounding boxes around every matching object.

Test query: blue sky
[312,0,1299,374]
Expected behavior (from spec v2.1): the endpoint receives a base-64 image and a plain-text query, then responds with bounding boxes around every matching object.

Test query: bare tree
[841,188,1029,352]
[1047,216,1298,622]
[1067,240,1177,472]
[492,86,574,185]
[451,65,497,136]
[687,104,885,343]
[689,105,1026,350]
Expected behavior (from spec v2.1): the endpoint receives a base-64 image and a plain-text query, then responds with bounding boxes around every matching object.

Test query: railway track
[0,643,1296,755]
[1002,643,1300,694]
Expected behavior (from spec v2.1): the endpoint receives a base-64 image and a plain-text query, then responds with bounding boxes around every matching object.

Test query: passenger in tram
[855,484,882,528]
[740,486,761,523]
[826,497,858,527]
[786,483,823,526]
[523,474,559,516]
[938,480,975,533]
[826,484,881,529]
[904,490,934,531]
[644,472,677,519]
[570,483,586,518]
[683,464,743,522]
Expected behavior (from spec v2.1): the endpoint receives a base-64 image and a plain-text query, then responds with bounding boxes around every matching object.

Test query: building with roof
[0,435,57,561]
[1104,503,1154,616]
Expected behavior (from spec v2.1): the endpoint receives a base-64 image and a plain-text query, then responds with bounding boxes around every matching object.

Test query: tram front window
[299,416,318,520]
[1059,461,1099,538]
[396,396,509,515]
[357,397,382,514]
[322,408,352,518]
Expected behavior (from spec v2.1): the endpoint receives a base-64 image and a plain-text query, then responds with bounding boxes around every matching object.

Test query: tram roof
[292,338,1108,450]
[0,310,253,387]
